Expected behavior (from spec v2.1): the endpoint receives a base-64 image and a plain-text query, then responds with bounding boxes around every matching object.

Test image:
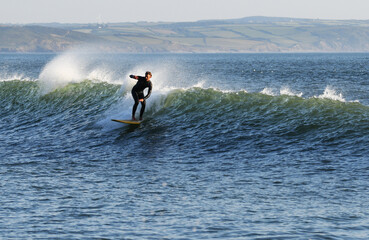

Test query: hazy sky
[1,0,368,24]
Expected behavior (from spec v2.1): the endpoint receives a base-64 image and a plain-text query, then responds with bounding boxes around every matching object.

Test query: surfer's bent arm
[144,83,152,100]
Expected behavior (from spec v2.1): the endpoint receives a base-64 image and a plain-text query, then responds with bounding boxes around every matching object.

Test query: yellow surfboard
[111,119,142,125]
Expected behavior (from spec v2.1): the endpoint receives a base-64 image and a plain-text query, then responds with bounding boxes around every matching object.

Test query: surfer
[129,71,153,121]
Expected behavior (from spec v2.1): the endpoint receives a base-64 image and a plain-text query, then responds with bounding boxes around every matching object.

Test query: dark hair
[145,71,152,77]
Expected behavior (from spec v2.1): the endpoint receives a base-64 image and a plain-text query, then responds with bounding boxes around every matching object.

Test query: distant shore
[1,16,369,53]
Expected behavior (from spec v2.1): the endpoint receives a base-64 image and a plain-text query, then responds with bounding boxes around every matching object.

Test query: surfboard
[111,119,142,125]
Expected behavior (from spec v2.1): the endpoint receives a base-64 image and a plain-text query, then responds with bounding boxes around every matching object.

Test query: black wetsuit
[130,76,152,119]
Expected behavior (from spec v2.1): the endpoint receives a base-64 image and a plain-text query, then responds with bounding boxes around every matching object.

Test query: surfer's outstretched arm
[129,75,139,80]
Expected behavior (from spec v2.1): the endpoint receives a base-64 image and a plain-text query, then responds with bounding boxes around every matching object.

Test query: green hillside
[1,17,369,53]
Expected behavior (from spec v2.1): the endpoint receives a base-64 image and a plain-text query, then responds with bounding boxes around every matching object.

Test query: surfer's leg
[132,90,139,120]
[139,100,146,120]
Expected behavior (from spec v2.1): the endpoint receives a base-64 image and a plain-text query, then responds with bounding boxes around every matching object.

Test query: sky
[1,0,369,24]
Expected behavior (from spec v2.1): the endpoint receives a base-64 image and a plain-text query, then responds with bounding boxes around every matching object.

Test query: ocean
[1,52,369,239]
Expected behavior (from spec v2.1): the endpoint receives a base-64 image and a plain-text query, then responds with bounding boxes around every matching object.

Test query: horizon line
[1,16,369,25]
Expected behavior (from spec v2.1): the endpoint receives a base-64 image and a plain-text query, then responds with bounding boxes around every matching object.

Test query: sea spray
[38,50,126,94]
[316,86,346,102]
[0,73,31,82]
[260,87,303,97]
[38,52,86,94]
[261,87,276,96]
[280,87,303,97]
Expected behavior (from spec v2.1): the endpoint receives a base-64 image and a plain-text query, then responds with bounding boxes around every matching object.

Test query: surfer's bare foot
[132,117,137,121]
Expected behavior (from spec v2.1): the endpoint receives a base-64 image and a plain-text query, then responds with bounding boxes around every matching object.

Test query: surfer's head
[145,71,152,80]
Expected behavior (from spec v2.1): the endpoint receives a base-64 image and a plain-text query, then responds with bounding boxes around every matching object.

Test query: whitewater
[1,52,369,239]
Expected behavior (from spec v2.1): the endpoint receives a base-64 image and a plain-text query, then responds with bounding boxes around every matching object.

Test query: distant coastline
[1,16,369,53]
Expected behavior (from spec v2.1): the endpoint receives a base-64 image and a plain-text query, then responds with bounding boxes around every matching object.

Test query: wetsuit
[130,75,152,120]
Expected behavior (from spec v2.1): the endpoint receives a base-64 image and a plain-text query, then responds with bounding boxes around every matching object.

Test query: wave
[161,87,369,123]
[2,80,368,140]
[157,88,369,151]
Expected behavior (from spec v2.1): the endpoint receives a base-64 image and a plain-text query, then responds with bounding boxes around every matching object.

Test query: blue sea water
[1,52,369,239]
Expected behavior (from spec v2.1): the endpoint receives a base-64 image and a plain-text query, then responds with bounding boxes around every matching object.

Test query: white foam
[280,87,303,97]
[316,86,346,102]
[96,94,133,131]
[0,73,31,82]
[261,87,277,96]
[193,80,206,88]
